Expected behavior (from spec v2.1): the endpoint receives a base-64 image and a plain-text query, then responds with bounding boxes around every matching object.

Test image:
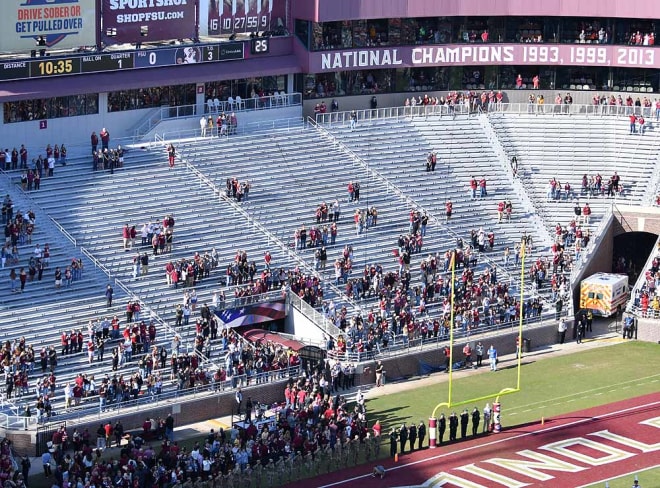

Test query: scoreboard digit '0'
[0,42,247,81]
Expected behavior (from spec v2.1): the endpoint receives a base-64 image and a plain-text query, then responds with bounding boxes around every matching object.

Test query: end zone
[305,392,660,488]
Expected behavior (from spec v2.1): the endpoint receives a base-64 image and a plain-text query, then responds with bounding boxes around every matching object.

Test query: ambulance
[579,273,629,317]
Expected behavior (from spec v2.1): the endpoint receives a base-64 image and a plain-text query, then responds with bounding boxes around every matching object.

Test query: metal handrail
[157,116,306,142]
[308,115,530,299]
[201,93,302,114]
[570,204,615,284]
[22,365,302,428]
[643,154,660,207]
[482,102,647,117]
[131,108,162,140]
[477,112,554,246]
[315,104,470,126]
[80,247,112,280]
[288,291,342,339]
[138,94,303,141]
[626,234,660,313]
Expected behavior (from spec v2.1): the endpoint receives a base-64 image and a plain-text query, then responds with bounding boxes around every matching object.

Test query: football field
[286,341,660,487]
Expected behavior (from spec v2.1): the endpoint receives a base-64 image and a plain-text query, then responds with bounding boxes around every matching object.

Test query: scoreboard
[0,42,246,82]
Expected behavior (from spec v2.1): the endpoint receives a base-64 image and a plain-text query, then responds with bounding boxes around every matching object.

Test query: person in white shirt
[63,383,73,411]
[483,403,491,432]
[332,200,340,222]
[558,318,568,344]
[140,224,149,246]
[487,345,497,371]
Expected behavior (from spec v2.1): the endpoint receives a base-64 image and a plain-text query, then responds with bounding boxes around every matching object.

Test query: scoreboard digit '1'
[0,42,247,82]
[81,53,134,73]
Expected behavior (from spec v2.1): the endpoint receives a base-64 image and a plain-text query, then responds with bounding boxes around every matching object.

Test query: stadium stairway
[0,164,136,419]
[485,113,660,235]
[326,115,552,294]
[174,128,490,321]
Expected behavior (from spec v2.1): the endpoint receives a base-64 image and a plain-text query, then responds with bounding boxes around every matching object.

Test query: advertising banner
[310,44,659,72]
[203,0,287,37]
[2,0,97,53]
[102,0,197,44]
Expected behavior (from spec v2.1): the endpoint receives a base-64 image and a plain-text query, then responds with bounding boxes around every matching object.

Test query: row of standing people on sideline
[388,404,493,458]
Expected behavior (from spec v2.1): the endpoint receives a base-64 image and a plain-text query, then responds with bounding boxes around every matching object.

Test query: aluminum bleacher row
[174,123,539,327]
[486,113,660,236]
[1,109,659,425]
[328,115,549,273]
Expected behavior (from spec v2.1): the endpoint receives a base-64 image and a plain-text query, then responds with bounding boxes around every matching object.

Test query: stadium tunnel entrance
[613,231,658,283]
[571,205,660,315]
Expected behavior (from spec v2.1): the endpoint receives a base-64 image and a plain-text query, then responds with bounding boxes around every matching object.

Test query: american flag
[215,299,286,328]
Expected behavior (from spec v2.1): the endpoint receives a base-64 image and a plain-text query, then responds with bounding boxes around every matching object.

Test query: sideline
[318,396,660,488]
[363,321,622,402]
[575,464,660,488]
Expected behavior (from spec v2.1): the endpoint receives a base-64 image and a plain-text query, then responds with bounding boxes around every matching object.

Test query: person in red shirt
[516,74,523,89]
[479,177,487,198]
[100,128,110,151]
[638,116,645,134]
[497,201,505,223]
[532,75,540,89]
[167,144,176,168]
[469,177,478,199]
[463,343,473,367]
[445,199,453,223]
[582,203,592,225]
[122,224,130,250]
[629,113,637,133]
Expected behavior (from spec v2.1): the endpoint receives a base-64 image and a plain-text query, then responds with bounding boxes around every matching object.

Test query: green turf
[582,466,660,487]
[367,341,660,430]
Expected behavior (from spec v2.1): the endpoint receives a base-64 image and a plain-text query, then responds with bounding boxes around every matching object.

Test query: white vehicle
[579,273,629,317]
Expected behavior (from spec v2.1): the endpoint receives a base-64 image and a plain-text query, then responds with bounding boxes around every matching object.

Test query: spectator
[100,128,110,150]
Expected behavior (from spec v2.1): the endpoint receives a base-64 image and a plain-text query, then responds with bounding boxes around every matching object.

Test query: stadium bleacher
[1,108,659,425]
